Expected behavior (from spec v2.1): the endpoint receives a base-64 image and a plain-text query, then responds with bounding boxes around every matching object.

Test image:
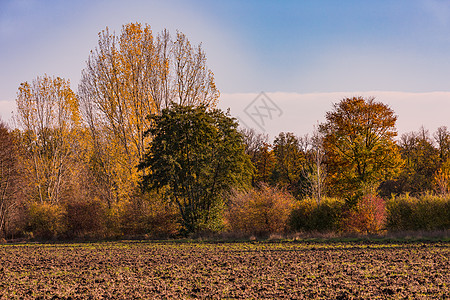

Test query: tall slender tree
[15,75,80,204]
[0,120,19,237]
[303,126,327,204]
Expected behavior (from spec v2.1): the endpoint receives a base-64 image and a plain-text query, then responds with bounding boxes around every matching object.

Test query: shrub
[289,197,344,232]
[340,194,387,234]
[120,192,180,238]
[26,202,66,240]
[65,198,107,238]
[386,193,450,231]
[225,184,295,237]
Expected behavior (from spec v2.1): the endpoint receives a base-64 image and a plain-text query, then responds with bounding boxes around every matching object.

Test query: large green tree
[139,104,253,234]
[319,97,403,203]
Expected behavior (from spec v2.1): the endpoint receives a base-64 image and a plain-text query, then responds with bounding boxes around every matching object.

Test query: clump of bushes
[120,192,180,238]
[290,195,388,234]
[26,199,108,240]
[340,194,387,234]
[65,198,107,238]
[289,197,344,232]
[225,184,295,237]
[20,188,182,240]
[26,201,66,240]
[386,193,450,231]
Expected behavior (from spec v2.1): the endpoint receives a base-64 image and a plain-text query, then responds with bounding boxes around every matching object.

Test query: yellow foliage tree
[15,75,80,204]
[433,158,450,195]
[78,22,219,205]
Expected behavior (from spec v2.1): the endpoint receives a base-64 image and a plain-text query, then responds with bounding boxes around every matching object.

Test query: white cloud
[218,91,450,140]
[2,91,449,139]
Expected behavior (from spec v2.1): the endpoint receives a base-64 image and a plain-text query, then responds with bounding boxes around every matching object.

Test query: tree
[0,120,19,238]
[271,132,305,198]
[319,97,402,203]
[252,143,276,184]
[400,128,439,194]
[434,126,450,163]
[139,104,253,234]
[380,128,444,196]
[241,128,268,160]
[302,126,327,204]
[433,166,450,195]
[241,128,275,185]
[15,75,80,204]
[434,127,450,195]
[78,22,219,204]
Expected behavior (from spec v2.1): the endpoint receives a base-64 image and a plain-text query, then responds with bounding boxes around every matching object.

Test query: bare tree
[0,120,19,237]
[434,126,450,162]
[240,128,269,159]
[307,125,327,204]
[300,125,327,204]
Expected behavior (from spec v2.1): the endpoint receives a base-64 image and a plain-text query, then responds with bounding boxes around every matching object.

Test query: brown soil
[0,241,448,299]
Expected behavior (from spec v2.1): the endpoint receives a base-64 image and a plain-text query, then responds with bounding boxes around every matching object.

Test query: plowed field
[0,241,448,299]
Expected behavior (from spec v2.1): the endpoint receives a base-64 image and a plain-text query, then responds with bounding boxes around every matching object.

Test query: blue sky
[1,0,450,136]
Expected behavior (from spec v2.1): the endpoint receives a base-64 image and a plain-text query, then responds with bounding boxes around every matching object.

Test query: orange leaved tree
[319,97,403,204]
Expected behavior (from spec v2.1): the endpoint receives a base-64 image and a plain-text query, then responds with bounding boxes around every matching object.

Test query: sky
[1,0,450,139]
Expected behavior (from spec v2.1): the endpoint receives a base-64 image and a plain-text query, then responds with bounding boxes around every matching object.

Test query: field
[0,240,449,299]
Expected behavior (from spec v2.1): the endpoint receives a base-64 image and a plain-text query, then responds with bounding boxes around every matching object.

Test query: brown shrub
[225,184,295,237]
[26,201,66,240]
[120,192,180,238]
[65,198,107,238]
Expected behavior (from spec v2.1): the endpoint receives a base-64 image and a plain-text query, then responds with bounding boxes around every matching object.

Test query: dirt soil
[0,241,448,299]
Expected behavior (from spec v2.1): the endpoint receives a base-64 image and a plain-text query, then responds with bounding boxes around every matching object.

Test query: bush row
[290,194,389,234]
[9,188,450,240]
[290,194,450,234]
[386,193,450,231]
[21,194,179,240]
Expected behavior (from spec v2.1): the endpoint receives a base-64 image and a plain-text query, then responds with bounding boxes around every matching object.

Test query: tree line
[1,22,449,239]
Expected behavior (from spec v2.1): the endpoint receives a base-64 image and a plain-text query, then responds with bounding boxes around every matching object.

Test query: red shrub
[341,194,387,234]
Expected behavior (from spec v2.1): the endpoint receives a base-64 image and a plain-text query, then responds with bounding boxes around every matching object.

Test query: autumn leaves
[14,23,219,206]
[4,23,222,237]
[5,22,448,238]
